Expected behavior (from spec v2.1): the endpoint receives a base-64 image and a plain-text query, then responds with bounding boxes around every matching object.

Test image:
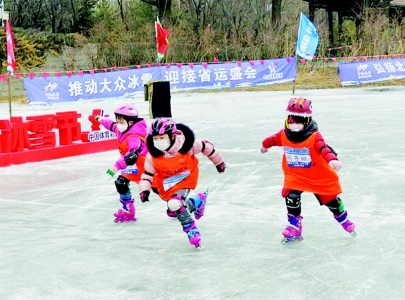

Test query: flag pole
[292,83,296,95]
[292,56,297,95]
[7,73,12,117]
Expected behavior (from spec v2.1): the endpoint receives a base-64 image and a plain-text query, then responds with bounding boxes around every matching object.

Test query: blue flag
[296,12,319,60]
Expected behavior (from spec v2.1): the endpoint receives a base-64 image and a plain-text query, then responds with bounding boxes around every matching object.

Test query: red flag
[5,20,17,74]
[155,17,170,62]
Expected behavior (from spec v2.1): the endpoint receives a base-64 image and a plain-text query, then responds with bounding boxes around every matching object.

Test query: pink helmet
[150,118,180,136]
[114,104,139,119]
[286,97,312,117]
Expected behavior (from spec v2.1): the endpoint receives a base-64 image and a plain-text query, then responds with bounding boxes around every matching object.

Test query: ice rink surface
[1,86,405,300]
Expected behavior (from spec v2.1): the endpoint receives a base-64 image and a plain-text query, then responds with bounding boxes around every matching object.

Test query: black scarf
[285,120,318,143]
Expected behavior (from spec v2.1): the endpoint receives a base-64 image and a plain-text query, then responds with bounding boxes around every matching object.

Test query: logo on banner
[357,64,372,79]
[44,81,60,100]
[88,130,116,142]
[263,62,283,80]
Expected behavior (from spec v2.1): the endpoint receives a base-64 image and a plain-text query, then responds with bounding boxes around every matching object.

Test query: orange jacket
[117,135,146,183]
[151,152,199,201]
[280,130,342,195]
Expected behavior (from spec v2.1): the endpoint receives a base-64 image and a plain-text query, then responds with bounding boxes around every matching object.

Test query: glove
[89,115,101,123]
[329,160,342,171]
[140,191,150,203]
[261,146,268,153]
[216,162,226,173]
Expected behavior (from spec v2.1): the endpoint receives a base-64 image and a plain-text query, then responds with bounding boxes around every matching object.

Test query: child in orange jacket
[261,97,356,244]
[138,118,226,249]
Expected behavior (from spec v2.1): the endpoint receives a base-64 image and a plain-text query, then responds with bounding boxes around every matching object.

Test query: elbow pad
[124,149,139,166]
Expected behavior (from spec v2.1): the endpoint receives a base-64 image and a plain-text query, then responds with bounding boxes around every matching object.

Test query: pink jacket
[99,118,148,170]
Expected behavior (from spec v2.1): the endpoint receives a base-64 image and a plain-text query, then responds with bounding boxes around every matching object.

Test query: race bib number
[284,147,312,168]
[120,165,139,175]
[163,171,191,191]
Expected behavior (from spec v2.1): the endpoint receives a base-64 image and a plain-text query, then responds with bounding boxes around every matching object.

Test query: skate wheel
[281,236,303,245]
[113,218,137,223]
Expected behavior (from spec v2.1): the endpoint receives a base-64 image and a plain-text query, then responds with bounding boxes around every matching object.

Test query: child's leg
[316,194,355,234]
[165,189,190,218]
[185,190,209,220]
[282,189,304,238]
[283,189,303,217]
[113,175,136,223]
[167,192,201,247]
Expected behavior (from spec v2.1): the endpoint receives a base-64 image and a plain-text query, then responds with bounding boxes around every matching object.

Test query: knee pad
[285,191,301,209]
[326,197,345,215]
[115,175,130,194]
[167,197,183,212]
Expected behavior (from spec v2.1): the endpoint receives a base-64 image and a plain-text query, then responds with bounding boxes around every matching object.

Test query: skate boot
[114,199,136,223]
[281,214,303,244]
[183,221,201,249]
[176,204,202,249]
[335,211,356,237]
[187,190,208,220]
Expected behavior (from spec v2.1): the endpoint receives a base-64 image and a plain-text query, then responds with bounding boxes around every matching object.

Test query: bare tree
[10,0,96,33]
[272,0,282,26]
[11,0,47,30]
[117,0,130,30]
[140,0,172,21]
[181,0,211,33]
[42,0,64,33]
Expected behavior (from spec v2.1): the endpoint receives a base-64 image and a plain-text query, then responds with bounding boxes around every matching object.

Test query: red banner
[155,17,170,62]
[5,19,17,74]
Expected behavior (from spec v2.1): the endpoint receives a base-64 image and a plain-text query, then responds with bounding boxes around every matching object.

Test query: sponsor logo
[357,64,372,79]
[44,81,60,100]
[263,63,284,80]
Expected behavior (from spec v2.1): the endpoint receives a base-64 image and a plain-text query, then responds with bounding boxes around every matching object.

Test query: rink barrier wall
[0,108,117,167]
[0,139,116,167]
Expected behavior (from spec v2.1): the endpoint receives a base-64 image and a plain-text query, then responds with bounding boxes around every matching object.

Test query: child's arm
[314,132,338,162]
[138,154,156,202]
[192,139,226,173]
[112,137,144,171]
[261,129,283,152]
[314,132,342,171]
[96,116,117,133]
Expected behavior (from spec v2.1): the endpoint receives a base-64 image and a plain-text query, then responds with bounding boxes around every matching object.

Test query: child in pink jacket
[95,104,148,223]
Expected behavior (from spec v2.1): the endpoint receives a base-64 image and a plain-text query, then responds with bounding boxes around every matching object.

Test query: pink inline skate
[335,211,356,237]
[281,214,303,244]
[183,221,201,249]
[114,199,136,223]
